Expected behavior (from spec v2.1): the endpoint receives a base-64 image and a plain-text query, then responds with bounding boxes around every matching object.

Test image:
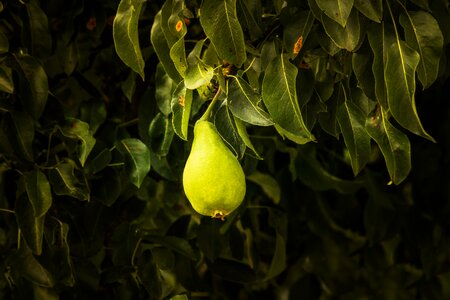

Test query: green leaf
[265,210,287,279]
[384,9,434,141]
[0,65,13,93]
[233,117,262,159]
[58,118,96,166]
[228,76,273,126]
[121,71,136,102]
[171,82,193,141]
[236,0,263,41]
[352,40,376,100]
[262,55,314,144]
[410,0,430,11]
[116,138,151,188]
[155,63,174,116]
[354,0,382,22]
[399,11,444,89]
[247,172,281,204]
[25,0,52,58]
[143,235,197,261]
[336,84,371,175]
[151,11,182,82]
[169,34,188,78]
[23,169,52,218]
[48,160,90,201]
[315,0,354,27]
[149,113,174,156]
[185,61,214,90]
[2,111,35,162]
[365,109,411,184]
[13,54,48,120]
[200,0,247,66]
[321,8,361,52]
[79,100,107,135]
[281,10,315,57]
[214,102,246,159]
[113,0,145,80]
[84,147,112,175]
[15,194,45,255]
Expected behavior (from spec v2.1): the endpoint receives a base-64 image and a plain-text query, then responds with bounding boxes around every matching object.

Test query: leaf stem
[199,86,222,122]
[0,208,15,214]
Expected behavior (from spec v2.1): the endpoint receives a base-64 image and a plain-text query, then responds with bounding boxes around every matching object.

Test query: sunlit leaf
[315,0,354,27]
[151,11,183,82]
[171,82,193,141]
[185,61,214,90]
[228,76,273,126]
[354,0,382,22]
[23,169,52,218]
[233,117,262,159]
[116,138,151,188]
[200,0,247,66]
[155,63,174,116]
[366,109,411,184]
[262,55,314,144]
[399,10,444,89]
[13,54,48,120]
[336,84,371,175]
[113,0,145,80]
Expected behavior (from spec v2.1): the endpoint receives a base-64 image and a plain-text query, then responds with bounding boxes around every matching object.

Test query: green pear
[183,120,246,218]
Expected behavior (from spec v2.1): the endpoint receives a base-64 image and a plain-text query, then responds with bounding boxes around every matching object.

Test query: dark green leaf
[352,40,376,100]
[262,55,314,144]
[383,13,433,141]
[155,63,174,116]
[336,84,371,175]
[214,102,246,159]
[237,0,263,41]
[322,8,361,52]
[281,10,314,57]
[315,0,354,27]
[0,65,14,94]
[0,30,8,54]
[200,0,247,66]
[116,138,151,188]
[2,111,35,162]
[399,10,444,89]
[48,160,90,201]
[151,11,183,82]
[121,71,136,102]
[13,54,48,120]
[228,76,273,126]
[365,108,411,184]
[58,118,96,166]
[113,0,145,80]
[171,82,193,140]
[85,147,112,175]
[23,169,52,218]
[79,100,107,134]
[149,113,174,156]
[233,117,262,159]
[207,258,257,284]
[354,0,382,22]
[247,172,281,204]
[143,235,197,261]
[8,247,53,287]
[92,168,122,206]
[15,194,45,255]
[136,250,163,299]
[26,0,52,57]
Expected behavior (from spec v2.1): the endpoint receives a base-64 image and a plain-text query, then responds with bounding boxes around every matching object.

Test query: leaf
[0,65,14,93]
[352,40,376,100]
[2,111,34,162]
[8,247,53,287]
[143,235,197,261]
[116,138,151,188]
[214,103,246,159]
[13,54,48,120]
[236,0,263,41]
[171,82,193,141]
[200,0,247,66]
[262,55,314,144]
[228,76,273,126]
[280,10,314,57]
[354,0,382,22]
[113,0,145,80]
[233,117,262,159]
[265,210,287,279]
[148,113,174,156]
[58,118,96,166]
[185,61,214,90]
[169,33,188,78]
[321,8,361,52]
[151,11,183,82]
[23,169,52,218]
[207,258,257,284]
[383,13,433,141]
[121,71,136,102]
[336,84,371,175]
[399,11,444,89]
[79,100,107,134]
[365,109,411,184]
[155,63,174,116]
[15,195,45,255]
[48,160,90,201]
[25,0,52,58]
[247,172,281,204]
[315,0,354,27]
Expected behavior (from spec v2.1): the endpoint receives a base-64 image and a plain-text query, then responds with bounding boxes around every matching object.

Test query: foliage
[0,0,449,299]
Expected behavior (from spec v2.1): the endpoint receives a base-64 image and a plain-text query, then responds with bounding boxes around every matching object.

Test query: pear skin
[183,120,246,218]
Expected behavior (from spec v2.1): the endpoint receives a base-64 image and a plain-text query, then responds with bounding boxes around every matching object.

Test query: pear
[183,120,246,218]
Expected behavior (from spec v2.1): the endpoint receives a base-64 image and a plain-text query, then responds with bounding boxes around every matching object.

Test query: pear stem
[199,86,222,122]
